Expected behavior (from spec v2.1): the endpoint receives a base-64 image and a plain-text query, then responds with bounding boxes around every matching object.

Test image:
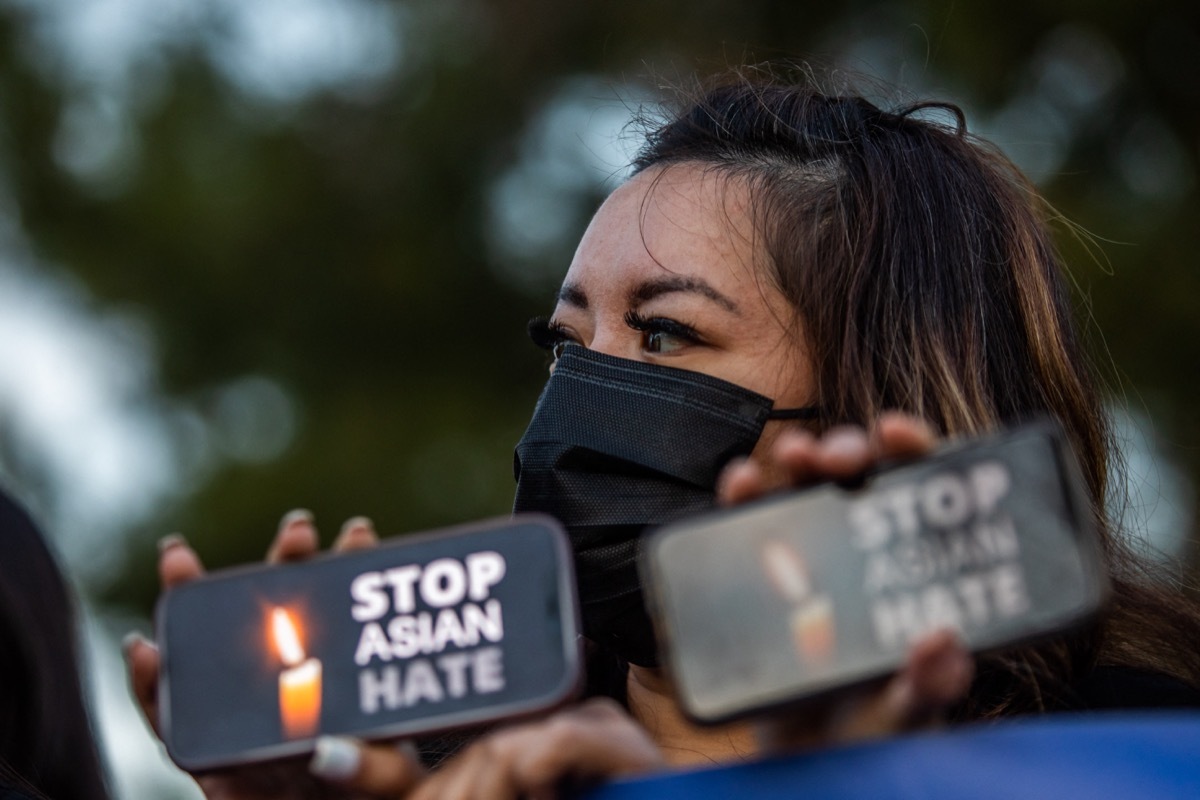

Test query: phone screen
[157,515,580,771]
[643,421,1108,724]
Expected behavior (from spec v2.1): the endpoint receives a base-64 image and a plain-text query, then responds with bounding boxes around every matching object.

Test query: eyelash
[526,312,704,360]
[527,316,572,361]
[622,310,703,349]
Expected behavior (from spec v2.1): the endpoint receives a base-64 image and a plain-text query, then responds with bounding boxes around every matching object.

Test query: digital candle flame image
[761,540,836,664]
[270,607,322,739]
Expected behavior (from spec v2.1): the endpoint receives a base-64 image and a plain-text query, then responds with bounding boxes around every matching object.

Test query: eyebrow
[556,284,589,309]
[555,276,742,314]
[629,276,740,313]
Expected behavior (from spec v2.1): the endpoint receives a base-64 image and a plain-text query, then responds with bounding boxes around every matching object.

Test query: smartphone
[157,514,581,772]
[641,420,1108,725]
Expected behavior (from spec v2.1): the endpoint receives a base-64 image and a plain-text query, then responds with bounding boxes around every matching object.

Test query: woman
[1,487,111,799]
[128,70,1200,797]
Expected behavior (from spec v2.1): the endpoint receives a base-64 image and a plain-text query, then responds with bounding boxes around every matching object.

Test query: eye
[624,310,702,354]
[527,316,573,365]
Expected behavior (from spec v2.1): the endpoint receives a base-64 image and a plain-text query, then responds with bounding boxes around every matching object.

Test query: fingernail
[775,428,815,449]
[339,516,375,536]
[157,533,187,553]
[717,456,756,482]
[281,508,314,528]
[822,429,868,459]
[121,631,147,653]
[310,736,361,780]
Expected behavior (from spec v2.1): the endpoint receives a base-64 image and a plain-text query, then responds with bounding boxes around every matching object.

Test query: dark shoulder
[1071,665,1200,711]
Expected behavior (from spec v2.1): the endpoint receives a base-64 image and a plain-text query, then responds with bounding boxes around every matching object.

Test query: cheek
[726,320,816,408]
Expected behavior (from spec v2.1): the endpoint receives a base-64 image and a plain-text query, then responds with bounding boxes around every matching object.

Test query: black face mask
[512,344,819,667]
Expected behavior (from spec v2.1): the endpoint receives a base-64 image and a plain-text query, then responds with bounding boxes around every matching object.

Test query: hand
[717,411,942,504]
[308,698,665,800]
[716,412,975,753]
[124,510,379,799]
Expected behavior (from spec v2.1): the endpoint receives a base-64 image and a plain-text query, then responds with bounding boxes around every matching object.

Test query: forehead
[561,164,765,301]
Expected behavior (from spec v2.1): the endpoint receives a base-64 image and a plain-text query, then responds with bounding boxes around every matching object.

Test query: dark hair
[631,70,1200,716]
[0,488,110,799]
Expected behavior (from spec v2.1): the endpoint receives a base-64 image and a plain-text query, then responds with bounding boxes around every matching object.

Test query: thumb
[310,736,427,796]
[123,632,161,737]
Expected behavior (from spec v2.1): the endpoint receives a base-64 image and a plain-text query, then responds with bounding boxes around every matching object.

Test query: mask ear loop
[767,406,822,421]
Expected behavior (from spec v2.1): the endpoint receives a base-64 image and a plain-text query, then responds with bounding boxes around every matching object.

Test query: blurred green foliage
[0,0,1197,619]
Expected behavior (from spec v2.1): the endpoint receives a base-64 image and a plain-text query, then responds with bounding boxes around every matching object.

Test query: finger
[471,730,549,800]
[715,457,768,507]
[451,716,587,800]
[123,633,162,736]
[334,516,379,553]
[267,509,320,564]
[310,736,426,795]
[158,534,205,589]
[511,699,665,790]
[443,747,500,800]
[829,629,973,742]
[468,748,520,800]
[901,628,975,717]
[810,427,873,479]
[405,723,541,800]
[768,429,821,485]
[871,412,938,460]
